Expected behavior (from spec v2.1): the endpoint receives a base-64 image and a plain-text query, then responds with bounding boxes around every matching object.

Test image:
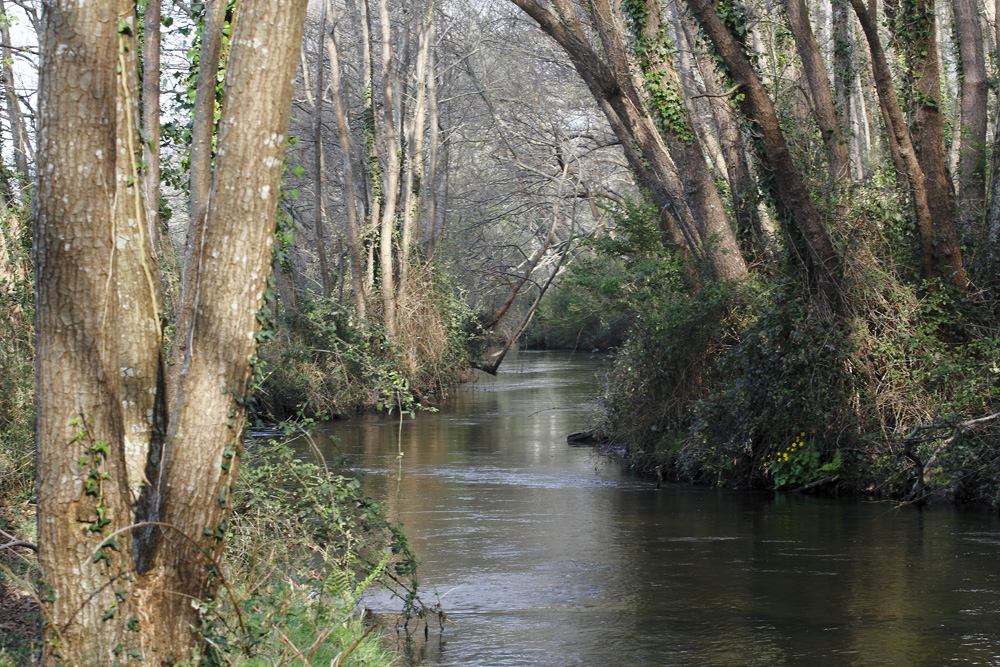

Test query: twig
[0,527,37,552]
[689,83,741,100]
[334,625,375,667]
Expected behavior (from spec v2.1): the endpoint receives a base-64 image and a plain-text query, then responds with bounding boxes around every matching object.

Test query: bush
[193,430,421,665]
[257,269,473,421]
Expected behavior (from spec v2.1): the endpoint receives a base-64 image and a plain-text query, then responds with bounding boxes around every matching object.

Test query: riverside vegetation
[534,183,1000,506]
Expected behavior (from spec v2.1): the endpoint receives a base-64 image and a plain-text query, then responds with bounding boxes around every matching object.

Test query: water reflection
[314,351,1000,667]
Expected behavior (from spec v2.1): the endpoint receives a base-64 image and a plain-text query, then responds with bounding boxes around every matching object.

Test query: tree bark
[784,0,851,183]
[35,4,135,661]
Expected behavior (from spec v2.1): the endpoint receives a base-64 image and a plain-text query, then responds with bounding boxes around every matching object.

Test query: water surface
[317,351,1000,666]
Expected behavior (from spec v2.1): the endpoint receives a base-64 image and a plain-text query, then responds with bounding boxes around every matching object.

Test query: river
[315,351,1000,666]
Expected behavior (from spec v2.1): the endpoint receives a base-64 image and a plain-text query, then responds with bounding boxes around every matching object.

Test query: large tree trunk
[35,4,135,661]
[905,0,967,287]
[686,0,844,311]
[950,0,988,229]
[783,0,851,182]
[35,1,308,663]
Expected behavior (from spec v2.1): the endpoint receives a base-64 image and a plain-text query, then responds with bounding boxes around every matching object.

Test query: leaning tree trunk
[686,0,844,312]
[611,0,747,280]
[905,0,967,287]
[509,0,747,281]
[850,0,967,289]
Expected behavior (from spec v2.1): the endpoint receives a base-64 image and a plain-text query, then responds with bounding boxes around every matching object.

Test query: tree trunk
[142,0,162,252]
[951,0,988,228]
[509,0,746,281]
[376,0,401,335]
[686,0,844,311]
[783,0,851,182]
[35,1,308,663]
[170,0,229,404]
[35,3,135,661]
[358,0,380,298]
[113,0,165,508]
[675,10,764,257]
[399,0,433,288]
[612,0,747,279]
[851,0,967,289]
[906,0,967,286]
[313,1,332,298]
[833,0,864,179]
[425,28,440,258]
[328,7,368,318]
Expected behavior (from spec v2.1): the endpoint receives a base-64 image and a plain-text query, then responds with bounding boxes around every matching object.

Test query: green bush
[193,431,421,665]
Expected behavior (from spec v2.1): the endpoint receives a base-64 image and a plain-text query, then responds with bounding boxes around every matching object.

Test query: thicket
[568,184,1000,506]
[256,268,474,421]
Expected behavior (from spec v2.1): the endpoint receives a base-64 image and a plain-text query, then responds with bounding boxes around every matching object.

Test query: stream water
[315,351,1000,666]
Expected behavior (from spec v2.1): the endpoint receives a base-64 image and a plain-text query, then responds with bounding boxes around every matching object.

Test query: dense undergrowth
[539,183,1000,507]
[257,268,474,421]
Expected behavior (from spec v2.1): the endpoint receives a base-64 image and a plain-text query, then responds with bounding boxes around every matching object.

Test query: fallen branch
[789,476,836,494]
[922,410,1000,472]
[0,528,36,552]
